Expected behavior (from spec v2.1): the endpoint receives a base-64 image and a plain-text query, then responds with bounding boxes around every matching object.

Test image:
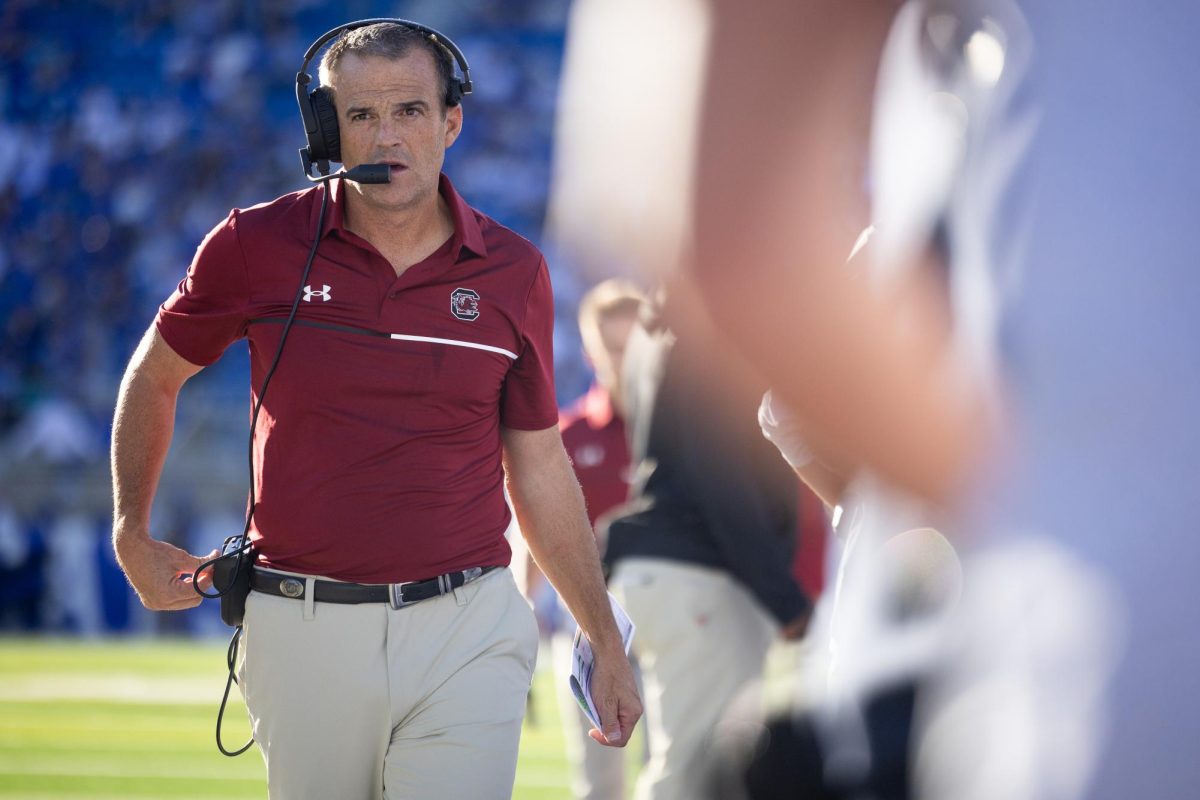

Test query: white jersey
[810,4,1136,799]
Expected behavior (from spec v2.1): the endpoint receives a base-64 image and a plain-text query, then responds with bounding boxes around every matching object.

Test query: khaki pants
[236,567,538,800]
[610,558,776,800]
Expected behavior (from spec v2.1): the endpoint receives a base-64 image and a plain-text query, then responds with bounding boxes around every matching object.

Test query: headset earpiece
[308,86,342,164]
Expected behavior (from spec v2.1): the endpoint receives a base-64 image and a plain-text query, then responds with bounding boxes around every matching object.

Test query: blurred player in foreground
[603,277,812,800]
[552,0,1200,796]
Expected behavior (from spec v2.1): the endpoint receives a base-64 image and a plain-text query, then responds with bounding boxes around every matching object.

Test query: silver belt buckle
[279,577,305,598]
[389,581,413,610]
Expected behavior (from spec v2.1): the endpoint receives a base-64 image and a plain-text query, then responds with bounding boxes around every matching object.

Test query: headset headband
[296,18,473,95]
[295,18,473,178]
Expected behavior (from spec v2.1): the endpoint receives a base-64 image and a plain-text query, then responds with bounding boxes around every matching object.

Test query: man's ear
[444,103,463,148]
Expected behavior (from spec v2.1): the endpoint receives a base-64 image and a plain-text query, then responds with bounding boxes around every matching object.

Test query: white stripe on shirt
[389,333,518,360]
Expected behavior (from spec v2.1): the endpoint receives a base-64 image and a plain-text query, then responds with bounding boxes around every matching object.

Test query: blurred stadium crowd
[0,0,591,636]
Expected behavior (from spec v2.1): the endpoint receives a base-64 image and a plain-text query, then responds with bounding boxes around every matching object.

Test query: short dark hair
[318,22,457,109]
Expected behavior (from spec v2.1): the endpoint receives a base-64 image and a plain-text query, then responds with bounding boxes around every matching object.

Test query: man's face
[589,311,638,401]
[329,50,462,213]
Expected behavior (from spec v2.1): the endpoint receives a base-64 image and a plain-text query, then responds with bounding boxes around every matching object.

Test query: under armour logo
[303,284,331,302]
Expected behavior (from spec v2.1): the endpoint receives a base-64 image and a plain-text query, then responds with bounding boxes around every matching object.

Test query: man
[604,278,812,800]
[561,279,643,536]
[110,22,639,800]
[523,278,644,800]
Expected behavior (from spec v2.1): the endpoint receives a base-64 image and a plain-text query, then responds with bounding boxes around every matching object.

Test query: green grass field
[0,637,627,799]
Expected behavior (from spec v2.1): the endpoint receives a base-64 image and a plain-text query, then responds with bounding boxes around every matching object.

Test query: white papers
[569,592,636,730]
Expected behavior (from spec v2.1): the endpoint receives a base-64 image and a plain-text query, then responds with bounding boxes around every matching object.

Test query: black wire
[192,183,330,598]
[217,627,254,757]
[194,182,331,758]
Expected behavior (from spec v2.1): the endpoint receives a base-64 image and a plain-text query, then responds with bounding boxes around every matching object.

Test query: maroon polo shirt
[156,174,558,582]
[558,385,631,529]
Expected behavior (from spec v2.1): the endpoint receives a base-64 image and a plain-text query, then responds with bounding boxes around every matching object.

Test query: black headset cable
[191,182,331,757]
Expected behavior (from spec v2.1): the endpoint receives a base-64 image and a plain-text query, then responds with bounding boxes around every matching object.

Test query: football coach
[110,20,641,799]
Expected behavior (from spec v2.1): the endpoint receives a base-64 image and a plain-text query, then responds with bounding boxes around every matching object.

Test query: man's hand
[114,531,218,611]
[585,642,643,747]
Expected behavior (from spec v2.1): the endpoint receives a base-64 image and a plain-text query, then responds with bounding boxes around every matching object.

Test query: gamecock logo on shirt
[451,288,481,321]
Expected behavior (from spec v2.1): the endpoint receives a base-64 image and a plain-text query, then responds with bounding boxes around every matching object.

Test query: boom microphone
[307,163,392,184]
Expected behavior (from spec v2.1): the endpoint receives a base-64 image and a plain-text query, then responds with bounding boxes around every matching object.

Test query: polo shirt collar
[440,173,487,260]
[311,172,487,261]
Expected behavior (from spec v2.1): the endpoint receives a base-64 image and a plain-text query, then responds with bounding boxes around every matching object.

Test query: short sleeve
[155,210,251,366]
[500,258,558,430]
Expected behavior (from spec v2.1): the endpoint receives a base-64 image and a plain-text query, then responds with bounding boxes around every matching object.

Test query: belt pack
[210,541,256,628]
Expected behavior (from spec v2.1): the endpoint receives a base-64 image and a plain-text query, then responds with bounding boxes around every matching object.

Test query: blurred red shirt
[559,385,631,530]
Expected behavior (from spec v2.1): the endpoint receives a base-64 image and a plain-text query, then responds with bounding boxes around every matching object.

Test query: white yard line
[0,674,227,704]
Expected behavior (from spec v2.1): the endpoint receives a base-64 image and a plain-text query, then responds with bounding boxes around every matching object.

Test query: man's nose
[376,116,406,147]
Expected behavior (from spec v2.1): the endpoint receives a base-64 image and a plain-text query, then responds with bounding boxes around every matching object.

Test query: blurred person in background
[42,506,104,636]
[602,276,812,800]
[0,501,44,631]
[520,277,646,800]
[109,20,639,799]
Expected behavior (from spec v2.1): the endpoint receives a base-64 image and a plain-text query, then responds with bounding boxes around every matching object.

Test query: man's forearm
[503,435,625,654]
[502,425,642,745]
[112,368,177,541]
[516,492,623,653]
[111,329,191,543]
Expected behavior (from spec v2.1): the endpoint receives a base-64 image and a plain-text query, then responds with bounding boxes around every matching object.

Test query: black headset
[295,18,473,179]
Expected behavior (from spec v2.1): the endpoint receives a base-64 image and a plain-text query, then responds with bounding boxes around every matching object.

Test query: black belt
[251,566,500,610]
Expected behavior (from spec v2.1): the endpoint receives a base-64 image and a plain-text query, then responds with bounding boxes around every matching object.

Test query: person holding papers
[603,280,812,800]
